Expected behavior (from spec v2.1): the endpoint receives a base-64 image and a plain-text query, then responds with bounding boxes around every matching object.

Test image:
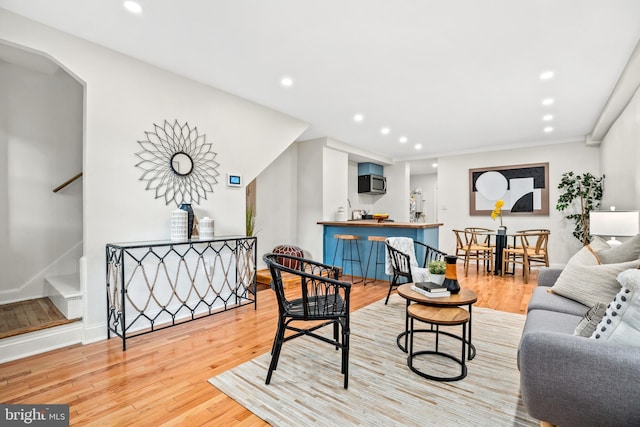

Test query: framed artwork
[469,162,549,216]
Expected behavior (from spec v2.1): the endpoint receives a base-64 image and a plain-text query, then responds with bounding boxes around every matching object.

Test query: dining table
[474,229,517,275]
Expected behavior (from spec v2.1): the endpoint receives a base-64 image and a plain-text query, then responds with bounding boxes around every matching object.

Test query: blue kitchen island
[318,220,443,281]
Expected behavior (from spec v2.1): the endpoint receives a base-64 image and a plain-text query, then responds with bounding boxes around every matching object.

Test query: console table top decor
[106,235,257,350]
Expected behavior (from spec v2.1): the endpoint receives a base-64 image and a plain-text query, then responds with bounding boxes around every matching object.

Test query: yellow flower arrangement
[491,199,504,226]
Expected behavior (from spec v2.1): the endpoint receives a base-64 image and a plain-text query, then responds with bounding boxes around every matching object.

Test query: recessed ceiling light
[399,136,408,143]
[280,76,293,87]
[354,113,364,122]
[124,1,143,14]
[544,126,554,133]
[542,114,554,121]
[432,163,438,168]
[540,71,554,80]
[414,144,422,150]
[381,127,390,135]
[542,98,554,106]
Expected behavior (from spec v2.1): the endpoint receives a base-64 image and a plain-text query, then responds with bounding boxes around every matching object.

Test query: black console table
[106,236,257,350]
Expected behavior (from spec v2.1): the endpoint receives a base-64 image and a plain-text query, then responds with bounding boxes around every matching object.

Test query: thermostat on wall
[227,173,242,187]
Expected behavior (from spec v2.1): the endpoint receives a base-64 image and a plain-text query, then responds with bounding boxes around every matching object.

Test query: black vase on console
[442,255,460,294]
[179,203,194,239]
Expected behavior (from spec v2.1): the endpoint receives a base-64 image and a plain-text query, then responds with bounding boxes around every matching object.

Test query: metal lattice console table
[106,236,257,350]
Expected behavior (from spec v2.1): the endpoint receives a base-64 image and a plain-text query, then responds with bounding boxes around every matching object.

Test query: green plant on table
[428,260,446,274]
[556,171,605,246]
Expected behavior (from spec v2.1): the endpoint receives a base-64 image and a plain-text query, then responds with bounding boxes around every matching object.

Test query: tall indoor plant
[556,171,604,245]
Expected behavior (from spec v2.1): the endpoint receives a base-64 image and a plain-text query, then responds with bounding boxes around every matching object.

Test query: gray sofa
[518,268,640,427]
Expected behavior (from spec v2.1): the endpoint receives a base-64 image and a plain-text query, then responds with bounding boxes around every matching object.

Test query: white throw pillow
[550,259,640,307]
[597,233,640,264]
[569,237,609,266]
[590,269,640,347]
[385,237,418,275]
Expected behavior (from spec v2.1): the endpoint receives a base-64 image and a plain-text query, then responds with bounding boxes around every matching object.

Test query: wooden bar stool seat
[332,234,363,284]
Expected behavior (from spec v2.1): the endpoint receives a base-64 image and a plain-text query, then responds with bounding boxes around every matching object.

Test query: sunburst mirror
[135,119,220,206]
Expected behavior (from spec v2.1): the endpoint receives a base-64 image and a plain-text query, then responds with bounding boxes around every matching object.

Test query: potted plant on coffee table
[428,260,447,285]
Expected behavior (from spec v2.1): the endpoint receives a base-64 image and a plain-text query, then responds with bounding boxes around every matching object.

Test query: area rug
[209,294,537,426]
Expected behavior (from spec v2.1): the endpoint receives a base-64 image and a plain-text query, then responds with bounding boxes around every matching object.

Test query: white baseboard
[82,321,108,345]
[0,322,83,364]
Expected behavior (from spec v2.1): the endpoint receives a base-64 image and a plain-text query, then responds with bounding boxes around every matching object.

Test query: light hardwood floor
[0,265,537,426]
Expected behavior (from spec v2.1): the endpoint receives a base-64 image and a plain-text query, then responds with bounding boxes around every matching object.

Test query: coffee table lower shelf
[407,304,470,382]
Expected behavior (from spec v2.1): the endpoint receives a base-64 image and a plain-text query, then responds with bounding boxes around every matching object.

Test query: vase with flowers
[491,199,507,234]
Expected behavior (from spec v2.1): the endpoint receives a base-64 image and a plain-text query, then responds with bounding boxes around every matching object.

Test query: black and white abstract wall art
[469,163,549,216]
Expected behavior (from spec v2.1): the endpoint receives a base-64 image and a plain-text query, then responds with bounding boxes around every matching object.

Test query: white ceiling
[1,0,640,174]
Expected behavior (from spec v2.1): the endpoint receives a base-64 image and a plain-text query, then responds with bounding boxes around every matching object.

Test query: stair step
[45,274,82,320]
[46,274,82,298]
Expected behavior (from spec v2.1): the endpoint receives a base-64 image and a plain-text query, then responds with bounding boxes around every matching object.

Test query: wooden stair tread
[256,269,301,289]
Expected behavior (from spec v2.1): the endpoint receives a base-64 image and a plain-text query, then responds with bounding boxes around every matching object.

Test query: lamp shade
[590,210,640,237]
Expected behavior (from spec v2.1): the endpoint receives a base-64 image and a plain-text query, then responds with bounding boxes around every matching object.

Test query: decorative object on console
[135,119,220,206]
[469,162,549,217]
[179,203,195,239]
[589,207,639,247]
[555,171,604,245]
[200,217,214,239]
[442,255,460,294]
[170,209,188,241]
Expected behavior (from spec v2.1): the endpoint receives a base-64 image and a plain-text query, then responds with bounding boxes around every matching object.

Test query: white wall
[296,139,325,260]
[600,85,640,210]
[0,10,308,342]
[0,59,82,302]
[437,141,600,265]
[255,143,298,260]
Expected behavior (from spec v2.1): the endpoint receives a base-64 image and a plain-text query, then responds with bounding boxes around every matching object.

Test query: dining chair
[502,230,550,283]
[384,237,447,304]
[453,229,494,276]
[263,253,351,388]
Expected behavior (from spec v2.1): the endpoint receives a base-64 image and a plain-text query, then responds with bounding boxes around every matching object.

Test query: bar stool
[332,234,363,284]
[407,304,469,381]
[364,235,387,285]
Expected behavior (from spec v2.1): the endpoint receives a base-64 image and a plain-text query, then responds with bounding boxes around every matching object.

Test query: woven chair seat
[286,293,346,318]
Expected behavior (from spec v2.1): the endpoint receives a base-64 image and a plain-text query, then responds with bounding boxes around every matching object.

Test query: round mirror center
[171,152,193,176]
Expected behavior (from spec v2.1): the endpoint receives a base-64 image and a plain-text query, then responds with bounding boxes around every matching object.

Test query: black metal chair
[384,239,447,304]
[263,253,351,388]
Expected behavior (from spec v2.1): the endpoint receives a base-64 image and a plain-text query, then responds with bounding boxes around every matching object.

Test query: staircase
[0,259,85,364]
[46,274,83,319]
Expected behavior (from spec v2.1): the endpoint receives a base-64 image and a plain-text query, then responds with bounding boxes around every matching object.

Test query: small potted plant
[428,260,446,285]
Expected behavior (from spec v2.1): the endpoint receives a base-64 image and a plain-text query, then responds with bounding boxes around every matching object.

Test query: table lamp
[589,207,639,246]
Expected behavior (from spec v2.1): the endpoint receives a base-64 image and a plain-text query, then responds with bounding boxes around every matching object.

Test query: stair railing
[53,172,83,193]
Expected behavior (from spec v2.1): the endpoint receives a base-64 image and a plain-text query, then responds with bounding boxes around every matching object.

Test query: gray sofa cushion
[521,309,582,337]
[527,286,589,316]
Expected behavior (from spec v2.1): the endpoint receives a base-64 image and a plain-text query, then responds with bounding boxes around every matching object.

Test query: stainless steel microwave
[358,174,387,194]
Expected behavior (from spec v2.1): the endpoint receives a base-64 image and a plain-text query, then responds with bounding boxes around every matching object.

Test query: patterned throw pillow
[590,269,640,346]
[574,302,607,337]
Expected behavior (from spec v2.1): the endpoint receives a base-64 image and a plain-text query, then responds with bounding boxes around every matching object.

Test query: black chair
[263,253,351,388]
[384,239,447,304]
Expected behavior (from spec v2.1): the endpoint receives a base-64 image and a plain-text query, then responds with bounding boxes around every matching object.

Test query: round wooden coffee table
[396,283,477,360]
